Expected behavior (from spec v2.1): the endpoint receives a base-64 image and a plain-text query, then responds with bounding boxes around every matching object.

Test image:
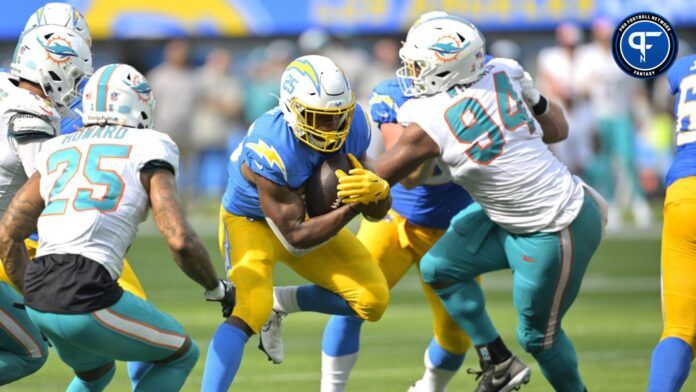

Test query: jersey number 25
[43,144,131,215]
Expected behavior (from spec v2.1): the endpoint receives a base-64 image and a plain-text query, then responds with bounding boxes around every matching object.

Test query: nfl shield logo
[110,92,119,101]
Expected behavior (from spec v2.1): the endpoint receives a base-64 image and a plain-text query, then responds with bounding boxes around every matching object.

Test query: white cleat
[258,310,285,364]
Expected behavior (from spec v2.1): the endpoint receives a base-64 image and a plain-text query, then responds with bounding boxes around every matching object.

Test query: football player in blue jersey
[201,55,392,391]
[319,12,499,391]
[648,54,696,392]
[321,77,474,392]
[0,3,150,386]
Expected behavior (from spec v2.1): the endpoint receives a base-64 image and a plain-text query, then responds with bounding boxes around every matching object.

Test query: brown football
[305,153,352,217]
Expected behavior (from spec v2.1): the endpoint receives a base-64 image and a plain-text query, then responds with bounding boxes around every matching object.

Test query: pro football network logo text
[611,12,678,79]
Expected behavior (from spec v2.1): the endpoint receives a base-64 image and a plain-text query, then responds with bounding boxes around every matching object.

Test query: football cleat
[467,355,531,392]
[258,310,285,364]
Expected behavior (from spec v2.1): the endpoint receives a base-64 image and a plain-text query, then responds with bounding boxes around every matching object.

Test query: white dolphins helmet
[279,55,356,153]
[24,2,92,47]
[11,25,92,113]
[397,15,486,97]
[82,64,156,129]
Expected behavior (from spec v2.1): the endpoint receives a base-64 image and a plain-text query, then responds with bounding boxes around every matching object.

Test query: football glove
[516,71,541,107]
[336,153,390,205]
[204,280,236,318]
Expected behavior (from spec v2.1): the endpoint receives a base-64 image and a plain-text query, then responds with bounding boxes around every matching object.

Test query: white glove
[517,71,541,107]
[204,280,229,301]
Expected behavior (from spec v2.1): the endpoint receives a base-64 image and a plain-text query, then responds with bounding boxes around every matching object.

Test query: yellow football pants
[0,239,147,300]
[661,176,696,352]
[219,207,389,333]
[357,210,472,354]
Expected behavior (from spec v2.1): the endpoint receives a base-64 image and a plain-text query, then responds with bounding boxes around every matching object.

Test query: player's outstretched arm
[535,99,569,144]
[380,122,436,189]
[252,168,360,255]
[143,169,220,292]
[0,173,44,291]
[374,123,441,185]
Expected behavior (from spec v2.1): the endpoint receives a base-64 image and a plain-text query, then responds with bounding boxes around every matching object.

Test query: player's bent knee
[18,354,47,380]
[353,284,389,322]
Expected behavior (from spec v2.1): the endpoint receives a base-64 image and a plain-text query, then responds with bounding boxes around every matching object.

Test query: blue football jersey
[369,78,473,229]
[222,104,372,219]
[666,54,696,187]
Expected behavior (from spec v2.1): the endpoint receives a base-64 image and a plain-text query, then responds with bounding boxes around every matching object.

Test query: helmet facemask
[288,95,355,153]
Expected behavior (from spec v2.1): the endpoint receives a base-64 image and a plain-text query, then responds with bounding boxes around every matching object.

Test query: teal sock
[435,281,499,345]
[532,330,584,392]
[137,342,199,391]
[66,364,115,392]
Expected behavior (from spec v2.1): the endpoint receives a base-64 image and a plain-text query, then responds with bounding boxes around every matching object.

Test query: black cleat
[467,355,531,392]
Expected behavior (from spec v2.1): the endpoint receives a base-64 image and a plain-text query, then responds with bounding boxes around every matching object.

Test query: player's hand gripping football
[204,279,236,318]
[335,154,390,205]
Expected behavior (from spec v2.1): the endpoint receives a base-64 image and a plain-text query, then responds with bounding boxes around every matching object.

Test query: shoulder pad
[8,113,57,142]
[489,57,524,78]
[6,88,60,132]
[667,54,696,95]
[369,80,407,125]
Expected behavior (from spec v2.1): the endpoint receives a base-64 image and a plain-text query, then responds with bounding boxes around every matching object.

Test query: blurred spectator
[147,40,195,146]
[243,40,295,124]
[358,38,400,104]
[320,35,370,90]
[147,40,197,194]
[490,39,522,63]
[575,18,652,229]
[536,22,593,175]
[192,48,244,194]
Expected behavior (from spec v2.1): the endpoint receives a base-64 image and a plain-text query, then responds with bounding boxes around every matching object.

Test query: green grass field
[7,231,691,391]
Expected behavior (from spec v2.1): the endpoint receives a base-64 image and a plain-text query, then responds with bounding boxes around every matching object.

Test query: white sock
[321,351,358,392]
[416,348,457,392]
[273,286,300,314]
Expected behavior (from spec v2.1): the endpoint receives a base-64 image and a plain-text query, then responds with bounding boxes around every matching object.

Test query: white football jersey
[35,126,179,279]
[398,58,585,234]
[0,73,60,216]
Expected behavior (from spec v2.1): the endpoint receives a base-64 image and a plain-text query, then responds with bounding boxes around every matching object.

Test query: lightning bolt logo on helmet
[286,59,321,96]
[246,140,287,182]
[37,35,78,65]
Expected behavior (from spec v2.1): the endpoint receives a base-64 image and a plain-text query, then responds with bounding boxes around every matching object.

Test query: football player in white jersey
[0,64,234,391]
[353,16,607,392]
[0,24,91,385]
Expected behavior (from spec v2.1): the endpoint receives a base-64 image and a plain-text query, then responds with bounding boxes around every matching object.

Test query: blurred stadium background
[3,0,696,390]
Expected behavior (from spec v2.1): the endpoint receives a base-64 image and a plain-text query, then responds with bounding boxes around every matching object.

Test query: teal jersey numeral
[43,144,130,215]
[74,145,131,212]
[444,71,535,165]
[494,72,536,133]
[43,148,81,215]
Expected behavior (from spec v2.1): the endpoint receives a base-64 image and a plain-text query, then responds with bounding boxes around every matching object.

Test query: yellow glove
[335,154,390,204]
